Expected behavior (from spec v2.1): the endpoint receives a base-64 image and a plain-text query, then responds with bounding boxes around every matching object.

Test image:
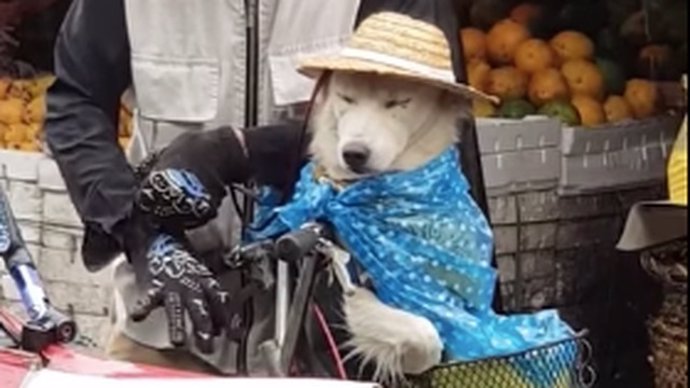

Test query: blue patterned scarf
[247,146,576,383]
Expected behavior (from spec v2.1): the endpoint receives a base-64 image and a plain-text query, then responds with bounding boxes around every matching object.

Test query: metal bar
[454,34,503,313]
[275,261,290,346]
[279,254,320,374]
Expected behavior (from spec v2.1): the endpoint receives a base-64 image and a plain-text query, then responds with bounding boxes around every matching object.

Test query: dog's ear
[312,72,333,108]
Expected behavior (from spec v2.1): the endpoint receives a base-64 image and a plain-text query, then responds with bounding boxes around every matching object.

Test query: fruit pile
[0,75,133,152]
[465,2,671,128]
[0,74,53,151]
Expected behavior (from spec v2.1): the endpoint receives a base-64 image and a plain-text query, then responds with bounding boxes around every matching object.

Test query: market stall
[0,1,686,387]
[452,1,687,387]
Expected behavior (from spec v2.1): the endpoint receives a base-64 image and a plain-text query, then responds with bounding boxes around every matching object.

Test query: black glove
[129,232,229,354]
[135,123,309,231]
[135,127,250,230]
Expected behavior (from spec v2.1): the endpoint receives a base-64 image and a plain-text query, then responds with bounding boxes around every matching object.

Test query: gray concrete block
[44,280,111,316]
[493,225,518,255]
[488,195,517,225]
[1,274,20,301]
[0,150,42,181]
[616,185,666,211]
[558,193,621,220]
[517,190,560,223]
[27,243,41,263]
[38,247,111,286]
[42,191,82,228]
[17,220,41,245]
[519,250,557,280]
[556,217,623,250]
[8,180,42,222]
[38,158,67,191]
[496,254,517,283]
[519,222,558,251]
[522,277,556,310]
[74,314,111,352]
[42,227,77,251]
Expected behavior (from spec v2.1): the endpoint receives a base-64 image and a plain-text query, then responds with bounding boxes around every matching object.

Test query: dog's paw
[399,313,443,375]
[342,287,443,383]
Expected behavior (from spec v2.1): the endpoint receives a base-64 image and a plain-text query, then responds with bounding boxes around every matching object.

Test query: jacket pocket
[131,54,220,123]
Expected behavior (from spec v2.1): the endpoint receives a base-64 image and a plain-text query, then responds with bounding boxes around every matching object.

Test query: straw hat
[298,12,499,104]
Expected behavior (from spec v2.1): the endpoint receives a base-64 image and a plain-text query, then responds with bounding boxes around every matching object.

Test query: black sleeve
[44,0,135,242]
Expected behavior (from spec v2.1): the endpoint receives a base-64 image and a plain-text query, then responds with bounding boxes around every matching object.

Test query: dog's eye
[338,93,356,104]
[384,98,411,109]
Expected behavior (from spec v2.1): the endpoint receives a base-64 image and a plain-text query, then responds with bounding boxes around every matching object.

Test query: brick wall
[0,149,113,351]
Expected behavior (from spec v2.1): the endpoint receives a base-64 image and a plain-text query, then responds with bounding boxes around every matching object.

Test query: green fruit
[538,100,581,127]
[498,99,537,119]
[596,57,627,95]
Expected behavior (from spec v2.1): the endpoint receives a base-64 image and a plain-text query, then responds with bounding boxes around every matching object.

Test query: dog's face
[310,72,464,180]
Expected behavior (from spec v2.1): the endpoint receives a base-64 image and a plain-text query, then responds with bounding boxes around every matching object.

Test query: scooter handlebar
[275,223,325,263]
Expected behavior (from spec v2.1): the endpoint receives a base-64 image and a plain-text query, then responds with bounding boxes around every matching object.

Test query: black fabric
[44,0,135,272]
[243,121,311,193]
[355,0,467,83]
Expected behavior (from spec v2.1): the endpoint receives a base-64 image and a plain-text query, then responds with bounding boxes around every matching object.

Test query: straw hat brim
[299,55,500,105]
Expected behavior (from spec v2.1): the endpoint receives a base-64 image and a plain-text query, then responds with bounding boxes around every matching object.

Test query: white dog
[307,71,472,383]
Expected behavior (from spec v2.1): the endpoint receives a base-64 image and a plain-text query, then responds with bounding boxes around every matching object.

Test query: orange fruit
[561,60,605,100]
[624,79,659,119]
[515,39,557,74]
[4,124,28,143]
[19,142,41,152]
[528,68,570,106]
[487,66,529,100]
[460,28,487,61]
[0,78,11,99]
[571,95,606,127]
[0,98,25,125]
[467,60,492,92]
[486,19,531,65]
[603,95,634,123]
[25,95,46,124]
[550,31,594,62]
[510,3,543,25]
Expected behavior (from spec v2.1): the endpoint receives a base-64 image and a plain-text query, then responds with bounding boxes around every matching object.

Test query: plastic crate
[559,114,682,196]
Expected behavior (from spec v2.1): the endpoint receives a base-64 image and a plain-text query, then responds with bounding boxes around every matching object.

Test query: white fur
[341,288,443,384]
[309,72,467,181]
[308,72,471,382]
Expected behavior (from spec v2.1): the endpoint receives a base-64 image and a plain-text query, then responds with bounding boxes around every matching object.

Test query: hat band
[339,47,456,83]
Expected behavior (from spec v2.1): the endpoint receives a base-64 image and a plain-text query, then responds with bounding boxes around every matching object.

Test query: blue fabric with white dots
[247,146,575,375]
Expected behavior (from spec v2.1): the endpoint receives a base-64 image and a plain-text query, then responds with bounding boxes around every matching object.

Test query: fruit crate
[559,113,683,196]
[476,116,562,196]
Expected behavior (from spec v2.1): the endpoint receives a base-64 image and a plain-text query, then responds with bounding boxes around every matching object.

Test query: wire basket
[405,332,595,388]
[641,240,688,388]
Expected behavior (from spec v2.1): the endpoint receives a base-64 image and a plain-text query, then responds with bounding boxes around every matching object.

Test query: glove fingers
[202,279,230,337]
[164,291,187,347]
[185,295,215,354]
[130,286,164,322]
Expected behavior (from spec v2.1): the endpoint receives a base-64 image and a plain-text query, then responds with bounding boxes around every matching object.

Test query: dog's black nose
[342,143,370,172]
